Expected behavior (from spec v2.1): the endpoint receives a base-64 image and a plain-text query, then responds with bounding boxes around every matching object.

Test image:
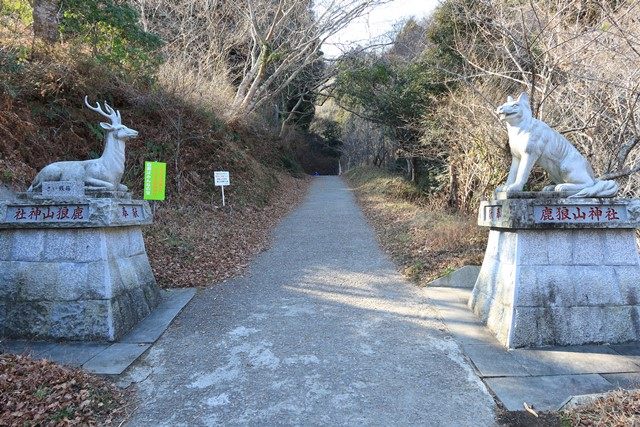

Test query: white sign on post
[214,171,230,206]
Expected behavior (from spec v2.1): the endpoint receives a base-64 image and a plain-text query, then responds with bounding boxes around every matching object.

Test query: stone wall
[471,227,640,347]
[0,226,159,341]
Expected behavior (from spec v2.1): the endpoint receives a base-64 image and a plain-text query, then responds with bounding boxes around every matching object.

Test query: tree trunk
[448,163,458,209]
[409,157,418,183]
[32,0,60,43]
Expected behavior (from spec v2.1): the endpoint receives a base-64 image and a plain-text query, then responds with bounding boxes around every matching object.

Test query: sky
[322,0,440,58]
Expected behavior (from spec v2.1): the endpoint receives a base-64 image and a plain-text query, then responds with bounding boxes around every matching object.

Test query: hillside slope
[0,48,309,287]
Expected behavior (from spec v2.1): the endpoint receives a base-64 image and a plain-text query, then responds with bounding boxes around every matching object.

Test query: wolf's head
[496,92,532,125]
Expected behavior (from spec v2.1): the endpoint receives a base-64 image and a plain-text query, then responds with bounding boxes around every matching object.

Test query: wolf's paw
[504,184,524,192]
[555,183,578,192]
[542,185,556,192]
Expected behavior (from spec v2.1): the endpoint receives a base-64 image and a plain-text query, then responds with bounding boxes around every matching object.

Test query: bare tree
[435,0,640,205]
[229,0,389,119]
[133,0,388,124]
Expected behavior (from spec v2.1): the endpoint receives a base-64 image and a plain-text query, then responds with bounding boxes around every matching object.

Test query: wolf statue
[495,92,618,198]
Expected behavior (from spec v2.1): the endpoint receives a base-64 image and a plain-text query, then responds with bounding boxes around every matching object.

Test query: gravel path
[126,176,496,426]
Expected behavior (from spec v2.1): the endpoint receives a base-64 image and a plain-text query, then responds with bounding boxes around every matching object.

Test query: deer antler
[84,96,122,125]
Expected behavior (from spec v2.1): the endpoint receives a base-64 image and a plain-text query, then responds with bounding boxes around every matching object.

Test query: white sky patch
[321,0,440,58]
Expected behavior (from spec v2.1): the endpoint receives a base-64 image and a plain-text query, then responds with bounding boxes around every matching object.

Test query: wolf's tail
[569,180,619,198]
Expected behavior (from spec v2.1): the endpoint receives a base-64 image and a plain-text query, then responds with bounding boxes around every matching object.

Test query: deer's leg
[84,177,115,190]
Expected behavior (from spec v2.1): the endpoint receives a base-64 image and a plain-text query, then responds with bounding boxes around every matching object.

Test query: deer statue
[27,96,138,192]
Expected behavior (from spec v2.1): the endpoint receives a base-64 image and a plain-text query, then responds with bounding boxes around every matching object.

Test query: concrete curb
[0,288,196,375]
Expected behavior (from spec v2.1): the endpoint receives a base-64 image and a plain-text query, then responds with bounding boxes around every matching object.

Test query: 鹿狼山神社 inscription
[534,205,626,224]
[6,204,89,223]
[478,198,638,230]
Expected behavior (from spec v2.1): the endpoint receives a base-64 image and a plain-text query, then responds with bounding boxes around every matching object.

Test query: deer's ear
[507,95,514,102]
[517,92,529,103]
[99,122,113,130]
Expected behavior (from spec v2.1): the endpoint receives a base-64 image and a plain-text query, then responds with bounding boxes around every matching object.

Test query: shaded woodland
[327,0,640,211]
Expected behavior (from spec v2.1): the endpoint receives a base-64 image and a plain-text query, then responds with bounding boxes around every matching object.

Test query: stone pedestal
[469,193,640,348]
[0,193,160,341]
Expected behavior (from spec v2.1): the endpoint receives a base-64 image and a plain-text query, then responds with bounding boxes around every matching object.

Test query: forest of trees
[1,0,391,177]
[327,0,640,211]
[3,0,640,210]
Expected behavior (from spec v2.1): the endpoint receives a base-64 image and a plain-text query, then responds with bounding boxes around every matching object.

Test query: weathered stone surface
[1,288,194,375]
[37,342,109,367]
[601,373,640,389]
[471,196,640,348]
[0,196,152,229]
[42,181,85,199]
[428,265,480,289]
[511,345,640,376]
[479,197,640,230]
[83,343,151,375]
[485,374,614,412]
[0,222,160,341]
[461,343,530,377]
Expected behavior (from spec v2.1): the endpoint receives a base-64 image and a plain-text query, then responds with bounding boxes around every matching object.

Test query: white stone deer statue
[28,96,138,192]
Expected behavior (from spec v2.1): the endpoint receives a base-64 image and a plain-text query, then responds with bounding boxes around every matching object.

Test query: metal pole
[221,185,226,207]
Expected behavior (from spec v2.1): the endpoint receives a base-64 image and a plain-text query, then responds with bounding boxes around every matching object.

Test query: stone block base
[470,227,640,348]
[0,226,160,341]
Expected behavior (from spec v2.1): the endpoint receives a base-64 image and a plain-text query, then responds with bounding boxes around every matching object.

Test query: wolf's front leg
[497,157,520,191]
[504,153,538,192]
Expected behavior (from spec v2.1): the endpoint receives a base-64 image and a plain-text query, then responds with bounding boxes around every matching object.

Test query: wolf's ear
[507,95,514,102]
[517,92,529,103]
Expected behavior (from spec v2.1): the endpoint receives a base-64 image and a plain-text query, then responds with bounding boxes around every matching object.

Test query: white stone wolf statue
[495,92,618,198]
[28,96,138,193]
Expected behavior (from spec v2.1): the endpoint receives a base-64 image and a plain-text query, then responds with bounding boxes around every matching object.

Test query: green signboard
[144,161,166,201]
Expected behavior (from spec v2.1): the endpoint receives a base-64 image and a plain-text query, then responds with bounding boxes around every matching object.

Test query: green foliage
[312,119,343,158]
[1,169,14,183]
[0,0,32,24]
[60,0,163,75]
[0,47,27,98]
[335,54,447,134]
[34,386,50,399]
[423,0,470,75]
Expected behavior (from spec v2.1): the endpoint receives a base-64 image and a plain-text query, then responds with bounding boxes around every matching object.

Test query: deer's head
[85,96,139,141]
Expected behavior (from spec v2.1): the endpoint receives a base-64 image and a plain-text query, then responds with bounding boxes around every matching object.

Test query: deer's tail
[569,180,619,198]
[27,171,42,192]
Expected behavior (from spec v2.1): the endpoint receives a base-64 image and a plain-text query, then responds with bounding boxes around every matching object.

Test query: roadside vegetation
[563,390,640,426]
[345,166,485,285]
[326,0,640,210]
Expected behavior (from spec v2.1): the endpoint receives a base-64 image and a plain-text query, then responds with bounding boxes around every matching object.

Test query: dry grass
[155,58,236,123]
[345,166,486,285]
[562,390,640,426]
